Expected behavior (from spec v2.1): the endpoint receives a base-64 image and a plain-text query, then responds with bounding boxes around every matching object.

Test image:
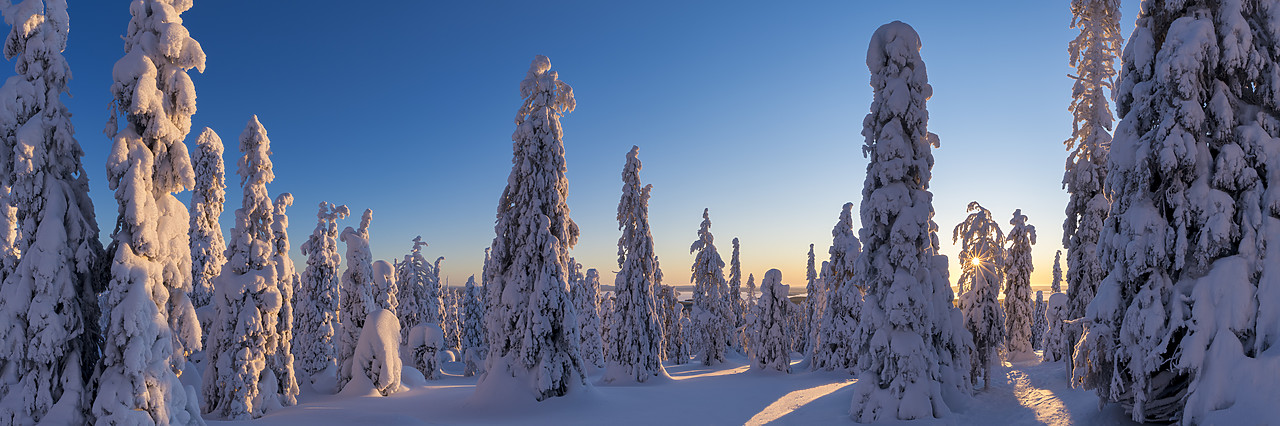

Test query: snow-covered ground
[209,353,1141,425]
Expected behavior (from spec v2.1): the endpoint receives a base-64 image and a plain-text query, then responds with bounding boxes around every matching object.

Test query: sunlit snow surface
[207,353,1151,425]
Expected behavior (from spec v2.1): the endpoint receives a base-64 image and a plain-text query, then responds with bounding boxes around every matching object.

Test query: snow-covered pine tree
[728,237,744,348]
[202,116,292,420]
[338,209,376,390]
[1032,291,1047,351]
[479,55,585,401]
[799,244,817,355]
[1052,250,1063,294]
[269,193,300,406]
[953,201,1006,389]
[848,22,974,422]
[1075,1,1280,422]
[462,275,487,376]
[190,128,226,310]
[573,267,604,369]
[689,208,731,366]
[396,236,432,342]
[745,273,757,307]
[293,202,348,387]
[95,0,206,422]
[1003,209,1036,358]
[605,145,666,383]
[0,2,104,422]
[1043,293,1069,362]
[1063,0,1121,322]
[814,202,861,372]
[752,269,791,373]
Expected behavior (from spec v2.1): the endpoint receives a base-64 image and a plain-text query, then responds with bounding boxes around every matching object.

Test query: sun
[971,257,982,267]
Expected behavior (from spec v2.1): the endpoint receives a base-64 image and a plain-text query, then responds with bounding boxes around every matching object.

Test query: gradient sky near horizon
[4,0,1142,291]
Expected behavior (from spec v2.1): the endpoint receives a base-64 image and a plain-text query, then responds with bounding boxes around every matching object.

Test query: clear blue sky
[5,0,1140,290]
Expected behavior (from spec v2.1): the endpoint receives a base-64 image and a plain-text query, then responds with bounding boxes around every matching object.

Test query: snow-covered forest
[0,0,1277,425]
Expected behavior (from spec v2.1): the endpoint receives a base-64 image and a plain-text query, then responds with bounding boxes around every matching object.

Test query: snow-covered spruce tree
[953,201,1005,390]
[1064,0,1121,322]
[573,268,604,369]
[814,202,861,372]
[202,116,293,419]
[752,269,791,373]
[599,294,615,361]
[338,209,376,390]
[657,285,689,364]
[462,275,487,376]
[293,202,348,386]
[1043,293,1069,362]
[728,237,744,349]
[1052,250,1063,294]
[848,22,974,422]
[1003,209,1036,358]
[689,208,731,366]
[443,285,461,352]
[1032,291,1047,351]
[799,244,817,355]
[0,2,104,422]
[604,145,666,383]
[478,55,585,401]
[745,273,757,307]
[95,0,207,422]
[269,193,300,406]
[1075,1,1280,422]
[395,236,432,342]
[189,128,225,310]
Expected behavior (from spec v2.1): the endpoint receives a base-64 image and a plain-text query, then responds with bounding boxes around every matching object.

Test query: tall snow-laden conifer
[269,193,299,407]
[605,146,666,383]
[189,128,224,309]
[293,202,348,386]
[573,267,603,369]
[95,0,206,422]
[396,236,435,341]
[728,237,744,348]
[954,201,1005,389]
[462,275,487,376]
[1064,0,1122,322]
[1052,250,1063,294]
[752,269,791,373]
[1032,291,1047,351]
[0,1,104,422]
[443,285,461,352]
[479,55,585,401]
[814,202,861,372]
[1003,209,1036,358]
[690,208,730,366]
[1075,1,1280,422]
[203,116,294,419]
[338,209,376,389]
[799,244,817,355]
[848,22,973,422]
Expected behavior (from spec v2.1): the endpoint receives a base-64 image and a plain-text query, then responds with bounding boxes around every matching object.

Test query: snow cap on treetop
[373,259,393,285]
[867,21,921,72]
